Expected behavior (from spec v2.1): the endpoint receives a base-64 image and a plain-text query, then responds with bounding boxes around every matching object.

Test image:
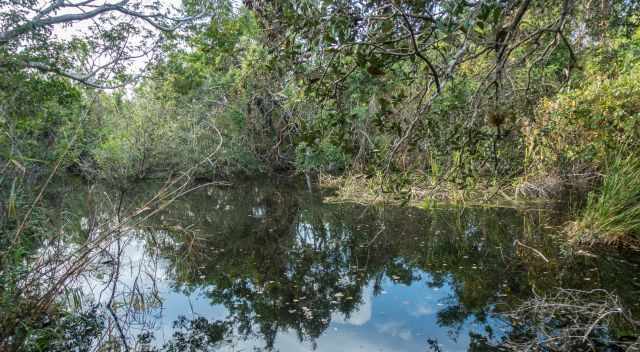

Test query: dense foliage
[1,0,640,349]
[4,0,639,182]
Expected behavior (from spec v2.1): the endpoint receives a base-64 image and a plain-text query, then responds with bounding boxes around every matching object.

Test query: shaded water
[37,178,640,351]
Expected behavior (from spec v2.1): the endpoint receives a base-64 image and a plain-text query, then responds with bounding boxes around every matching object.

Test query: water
[36,178,640,351]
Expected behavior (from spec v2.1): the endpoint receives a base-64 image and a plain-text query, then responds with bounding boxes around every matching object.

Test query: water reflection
[47,179,640,351]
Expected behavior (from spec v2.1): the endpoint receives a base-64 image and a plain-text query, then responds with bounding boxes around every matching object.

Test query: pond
[33,177,640,351]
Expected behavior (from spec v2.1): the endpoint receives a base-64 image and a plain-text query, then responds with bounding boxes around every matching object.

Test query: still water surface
[48,178,640,351]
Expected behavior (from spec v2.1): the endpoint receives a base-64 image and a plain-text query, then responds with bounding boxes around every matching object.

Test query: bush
[90,86,264,181]
[295,141,347,174]
[0,74,89,171]
[524,32,640,179]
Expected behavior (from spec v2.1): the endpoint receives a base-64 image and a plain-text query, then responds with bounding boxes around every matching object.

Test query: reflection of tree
[138,182,539,350]
[160,317,230,352]
[71,180,638,351]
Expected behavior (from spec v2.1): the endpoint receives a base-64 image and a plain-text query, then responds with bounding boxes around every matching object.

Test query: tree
[245,0,584,172]
[0,0,201,88]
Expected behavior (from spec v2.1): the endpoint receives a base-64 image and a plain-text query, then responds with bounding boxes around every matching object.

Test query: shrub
[524,32,640,179]
[295,141,347,174]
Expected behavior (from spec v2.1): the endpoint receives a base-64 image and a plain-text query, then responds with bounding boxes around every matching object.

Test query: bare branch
[0,1,200,44]
[23,61,135,89]
[391,1,441,93]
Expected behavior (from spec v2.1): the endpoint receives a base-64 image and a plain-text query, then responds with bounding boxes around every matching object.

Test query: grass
[317,172,551,210]
[569,154,640,246]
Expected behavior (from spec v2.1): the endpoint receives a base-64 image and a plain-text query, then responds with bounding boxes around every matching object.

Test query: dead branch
[503,288,640,351]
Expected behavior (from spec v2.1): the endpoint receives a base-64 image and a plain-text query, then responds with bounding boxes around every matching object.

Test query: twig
[514,239,549,263]
[582,308,622,342]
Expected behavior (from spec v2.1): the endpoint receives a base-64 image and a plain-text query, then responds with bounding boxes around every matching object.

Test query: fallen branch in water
[514,239,549,263]
[503,288,640,351]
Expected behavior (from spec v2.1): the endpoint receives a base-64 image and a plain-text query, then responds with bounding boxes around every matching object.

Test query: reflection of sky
[77,226,508,352]
[51,180,636,352]
[134,266,507,351]
[332,284,373,326]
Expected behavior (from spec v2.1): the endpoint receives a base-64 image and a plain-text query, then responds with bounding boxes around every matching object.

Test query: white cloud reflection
[331,284,373,326]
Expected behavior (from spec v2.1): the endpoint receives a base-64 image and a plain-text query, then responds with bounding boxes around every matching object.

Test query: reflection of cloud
[251,206,266,218]
[376,321,413,341]
[411,304,435,317]
[156,290,229,345]
[217,327,408,352]
[331,285,373,326]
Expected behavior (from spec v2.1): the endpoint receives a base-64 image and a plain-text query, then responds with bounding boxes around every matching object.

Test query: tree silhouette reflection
[44,180,639,351]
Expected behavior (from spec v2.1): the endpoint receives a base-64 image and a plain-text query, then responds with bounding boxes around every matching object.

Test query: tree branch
[392,1,441,93]
[0,0,201,44]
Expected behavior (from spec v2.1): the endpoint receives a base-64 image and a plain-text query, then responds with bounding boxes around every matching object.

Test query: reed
[569,153,640,245]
